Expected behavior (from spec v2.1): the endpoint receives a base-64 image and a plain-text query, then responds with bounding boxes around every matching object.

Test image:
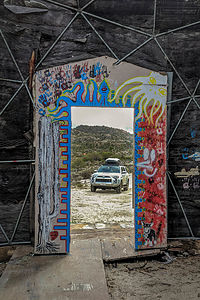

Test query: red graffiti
[137,106,167,249]
[50,231,58,241]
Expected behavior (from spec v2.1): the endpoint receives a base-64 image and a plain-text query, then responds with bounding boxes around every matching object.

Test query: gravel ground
[105,255,200,300]
[71,179,134,227]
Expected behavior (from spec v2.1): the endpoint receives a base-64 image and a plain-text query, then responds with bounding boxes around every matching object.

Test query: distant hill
[73,125,133,139]
[71,125,134,185]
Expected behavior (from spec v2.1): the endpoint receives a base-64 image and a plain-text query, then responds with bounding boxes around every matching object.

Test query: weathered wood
[101,236,161,262]
[29,50,36,90]
[0,240,110,300]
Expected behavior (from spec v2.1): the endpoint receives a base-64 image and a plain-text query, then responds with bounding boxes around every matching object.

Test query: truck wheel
[116,184,121,194]
[91,186,96,192]
[124,179,129,191]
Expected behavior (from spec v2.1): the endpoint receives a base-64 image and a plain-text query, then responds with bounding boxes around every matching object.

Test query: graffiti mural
[182,148,200,161]
[36,117,60,254]
[34,56,167,253]
[134,102,167,249]
[109,72,167,126]
[174,166,200,191]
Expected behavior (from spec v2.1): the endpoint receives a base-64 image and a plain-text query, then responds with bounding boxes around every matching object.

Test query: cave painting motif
[174,166,200,178]
[137,148,157,178]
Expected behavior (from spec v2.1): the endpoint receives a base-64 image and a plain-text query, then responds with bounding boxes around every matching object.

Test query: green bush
[71,158,86,169]
[83,152,102,162]
[101,151,114,160]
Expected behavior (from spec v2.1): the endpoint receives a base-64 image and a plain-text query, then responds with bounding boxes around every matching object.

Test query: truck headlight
[113,176,119,183]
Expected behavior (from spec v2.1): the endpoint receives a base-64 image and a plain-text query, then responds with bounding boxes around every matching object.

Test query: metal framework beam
[81,0,96,11]
[0,172,35,246]
[153,0,157,35]
[167,98,192,146]
[10,172,35,243]
[35,12,80,70]
[0,160,35,164]
[167,96,191,105]
[0,83,24,116]
[155,38,191,96]
[157,20,200,37]
[83,11,152,37]
[0,78,22,83]
[81,13,119,60]
[115,37,153,65]
[167,172,194,237]
[192,96,200,110]
[43,0,78,12]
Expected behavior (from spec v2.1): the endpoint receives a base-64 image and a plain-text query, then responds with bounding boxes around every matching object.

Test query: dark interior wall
[0,0,200,243]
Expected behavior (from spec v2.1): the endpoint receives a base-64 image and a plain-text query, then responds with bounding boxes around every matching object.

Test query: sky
[71,107,134,134]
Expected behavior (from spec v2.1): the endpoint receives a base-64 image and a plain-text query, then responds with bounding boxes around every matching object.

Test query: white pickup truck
[90,158,129,193]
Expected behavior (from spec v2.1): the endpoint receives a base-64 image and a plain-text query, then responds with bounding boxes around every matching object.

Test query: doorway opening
[71,107,134,231]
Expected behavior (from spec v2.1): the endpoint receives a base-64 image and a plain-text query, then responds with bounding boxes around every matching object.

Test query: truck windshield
[98,165,120,173]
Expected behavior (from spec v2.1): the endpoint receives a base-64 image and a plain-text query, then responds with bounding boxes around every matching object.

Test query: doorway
[71,107,134,231]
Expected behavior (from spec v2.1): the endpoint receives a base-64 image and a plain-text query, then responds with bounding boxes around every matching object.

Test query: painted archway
[33,56,167,254]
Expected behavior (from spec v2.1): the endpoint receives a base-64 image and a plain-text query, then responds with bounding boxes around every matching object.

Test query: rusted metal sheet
[34,56,167,254]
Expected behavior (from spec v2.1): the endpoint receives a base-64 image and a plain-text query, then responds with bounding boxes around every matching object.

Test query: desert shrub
[101,151,114,160]
[71,158,86,169]
[83,152,102,162]
[80,169,92,179]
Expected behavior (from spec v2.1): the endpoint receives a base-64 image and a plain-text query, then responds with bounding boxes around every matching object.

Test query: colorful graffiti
[34,56,167,254]
[182,177,200,190]
[178,127,200,191]
[174,165,200,191]
[174,167,200,178]
[109,71,167,126]
[182,148,200,161]
[134,101,167,249]
[36,67,167,127]
[36,61,109,106]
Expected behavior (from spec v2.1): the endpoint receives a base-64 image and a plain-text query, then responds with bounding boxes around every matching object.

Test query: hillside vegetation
[71,125,134,186]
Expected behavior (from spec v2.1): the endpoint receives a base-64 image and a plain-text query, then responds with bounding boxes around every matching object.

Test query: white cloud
[71,107,134,133]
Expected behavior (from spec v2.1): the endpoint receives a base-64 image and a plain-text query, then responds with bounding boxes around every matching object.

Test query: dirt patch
[105,255,200,300]
[0,246,15,277]
[0,262,7,277]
